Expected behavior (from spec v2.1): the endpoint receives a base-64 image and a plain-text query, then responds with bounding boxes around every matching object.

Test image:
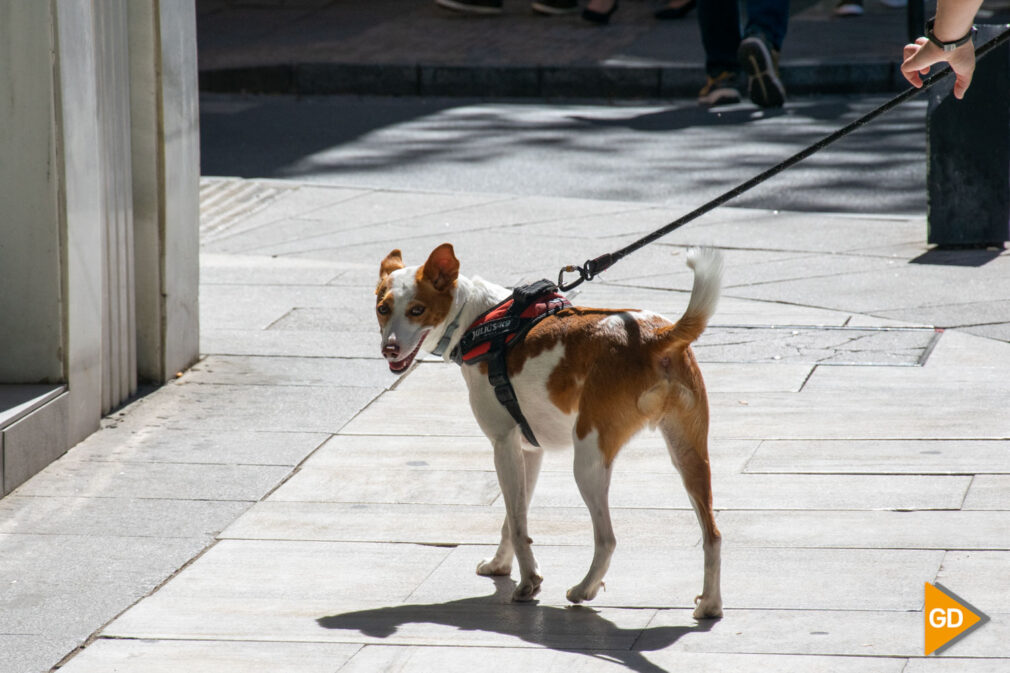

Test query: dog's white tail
[665,247,723,347]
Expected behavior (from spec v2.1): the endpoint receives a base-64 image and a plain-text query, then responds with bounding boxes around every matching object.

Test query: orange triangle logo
[924,582,990,655]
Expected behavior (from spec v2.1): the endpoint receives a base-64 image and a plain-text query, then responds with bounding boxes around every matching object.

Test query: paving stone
[268,465,501,506]
[715,510,1010,550]
[102,382,381,434]
[408,544,942,612]
[0,496,251,538]
[0,635,82,673]
[13,460,289,501]
[924,329,1010,368]
[637,608,924,656]
[0,533,209,655]
[801,359,1010,393]
[693,325,937,366]
[220,502,702,547]
[339,392,482,437]
[300,434,497,472]
[301,433,760,477]
[747,440,1010,475]
[200,252,345,286]
[186,354,391,389]
[201,328,380,359]
[903,660,1010,673]
[338,644,906,673]
[707,390,1010,441]
[68,427,327,467]
[962,476,1010,510]
[59,639,362,673]
[524,471,970,511]
[935,551,1010,607]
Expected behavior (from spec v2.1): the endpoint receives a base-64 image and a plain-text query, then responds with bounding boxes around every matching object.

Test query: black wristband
[926,18,976,53]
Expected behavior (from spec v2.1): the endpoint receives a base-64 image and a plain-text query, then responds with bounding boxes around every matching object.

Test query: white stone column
[130,0,201,382]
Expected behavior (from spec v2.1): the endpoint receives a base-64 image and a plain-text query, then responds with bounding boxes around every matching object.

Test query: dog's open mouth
[387,334,427,374]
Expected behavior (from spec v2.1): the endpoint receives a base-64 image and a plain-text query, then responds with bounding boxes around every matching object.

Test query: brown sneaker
[698,72,741,107]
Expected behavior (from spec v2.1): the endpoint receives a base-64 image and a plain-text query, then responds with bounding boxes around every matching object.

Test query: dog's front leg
[492,428,542,602]
[477,447,543,578]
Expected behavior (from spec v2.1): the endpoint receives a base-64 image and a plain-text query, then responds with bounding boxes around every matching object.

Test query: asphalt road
[200,93,928,215]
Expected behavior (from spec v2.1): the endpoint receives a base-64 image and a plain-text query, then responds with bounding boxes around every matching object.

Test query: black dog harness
[449,280,571,447]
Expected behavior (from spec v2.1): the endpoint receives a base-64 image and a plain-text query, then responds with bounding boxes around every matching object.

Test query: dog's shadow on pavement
[317,577,715,673]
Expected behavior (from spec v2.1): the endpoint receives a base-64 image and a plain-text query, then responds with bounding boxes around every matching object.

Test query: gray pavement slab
[104,381,381,434]
[66,427,327,466]
[186,354,390,389]
[747,439,1010,475]
[935,551,1010,606]
[269,465,502,505]
[201,327,380,359]
[221,501,703,547]
[12,460,289,501]
[0,496,250,539]
[716,510,1010,549]
[525,471,970,510]
[339,645,906,673]
[58,640,363,673]
[962,476,1010,510]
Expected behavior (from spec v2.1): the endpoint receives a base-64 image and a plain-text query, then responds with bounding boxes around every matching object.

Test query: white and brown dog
[375,243,723,618]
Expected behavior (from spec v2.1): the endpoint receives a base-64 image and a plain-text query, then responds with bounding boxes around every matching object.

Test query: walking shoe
[833,0,864,16]
[737,36,786,108]
[532,0,579,14]
[698,71,741,107]
[436,0,503,14]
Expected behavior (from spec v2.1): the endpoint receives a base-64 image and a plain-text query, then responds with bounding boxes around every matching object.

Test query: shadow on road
[317,576,716,673]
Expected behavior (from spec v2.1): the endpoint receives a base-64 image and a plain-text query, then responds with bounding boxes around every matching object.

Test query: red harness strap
[450,280,571,446]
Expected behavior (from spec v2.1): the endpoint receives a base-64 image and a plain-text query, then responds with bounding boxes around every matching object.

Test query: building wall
[0,0,200,496]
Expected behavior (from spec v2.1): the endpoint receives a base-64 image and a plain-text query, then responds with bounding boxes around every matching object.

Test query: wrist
[926,17,976,51]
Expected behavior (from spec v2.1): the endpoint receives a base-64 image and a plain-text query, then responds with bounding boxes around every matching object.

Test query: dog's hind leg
[566,430,616,604]
[660,418,722,619]
[477,446,543,578]
[489,427,543,601]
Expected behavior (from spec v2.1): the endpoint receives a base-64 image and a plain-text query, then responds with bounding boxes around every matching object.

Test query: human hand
[901,36,976,99]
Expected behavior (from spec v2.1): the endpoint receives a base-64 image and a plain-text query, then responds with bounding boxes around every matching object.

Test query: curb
[199,61,905,99]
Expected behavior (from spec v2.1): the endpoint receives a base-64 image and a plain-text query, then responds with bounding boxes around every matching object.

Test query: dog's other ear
[380,249,404,280]
[421,243,459,292]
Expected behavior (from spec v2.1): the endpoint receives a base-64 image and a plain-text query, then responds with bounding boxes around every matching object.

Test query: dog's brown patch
[507,308,706,465]
[409,243,460,327]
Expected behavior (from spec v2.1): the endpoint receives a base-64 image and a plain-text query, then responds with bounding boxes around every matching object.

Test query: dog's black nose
[382,335,400,358]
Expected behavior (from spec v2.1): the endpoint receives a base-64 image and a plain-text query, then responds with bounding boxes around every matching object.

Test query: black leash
[557,26,1010,292]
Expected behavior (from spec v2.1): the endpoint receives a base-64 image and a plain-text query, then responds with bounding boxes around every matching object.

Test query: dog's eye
[409,305,426,316]
[377,304,391,315]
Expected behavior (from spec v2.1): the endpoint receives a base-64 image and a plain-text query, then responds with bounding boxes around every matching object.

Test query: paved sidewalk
[197,0,923,96]
[3,177,1009,672]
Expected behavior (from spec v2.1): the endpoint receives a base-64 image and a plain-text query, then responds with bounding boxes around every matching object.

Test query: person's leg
[743,0,788,50]
[697,0,742,77]
[738,0,787,107]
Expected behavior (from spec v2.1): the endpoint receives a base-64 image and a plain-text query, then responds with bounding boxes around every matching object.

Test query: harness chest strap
[450,279,571,447]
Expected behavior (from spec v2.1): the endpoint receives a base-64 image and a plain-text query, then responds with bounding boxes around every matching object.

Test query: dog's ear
[380,249,404,280]
[420,243,459,292]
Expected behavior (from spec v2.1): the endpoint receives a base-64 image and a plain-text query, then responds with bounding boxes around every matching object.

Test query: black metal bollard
[926,25,1010,248]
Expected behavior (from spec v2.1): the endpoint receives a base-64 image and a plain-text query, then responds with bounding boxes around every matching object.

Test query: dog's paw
[692,593,723,619]
[566,580,604,604]
[511,574,543,602]
[476,557,512,577]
